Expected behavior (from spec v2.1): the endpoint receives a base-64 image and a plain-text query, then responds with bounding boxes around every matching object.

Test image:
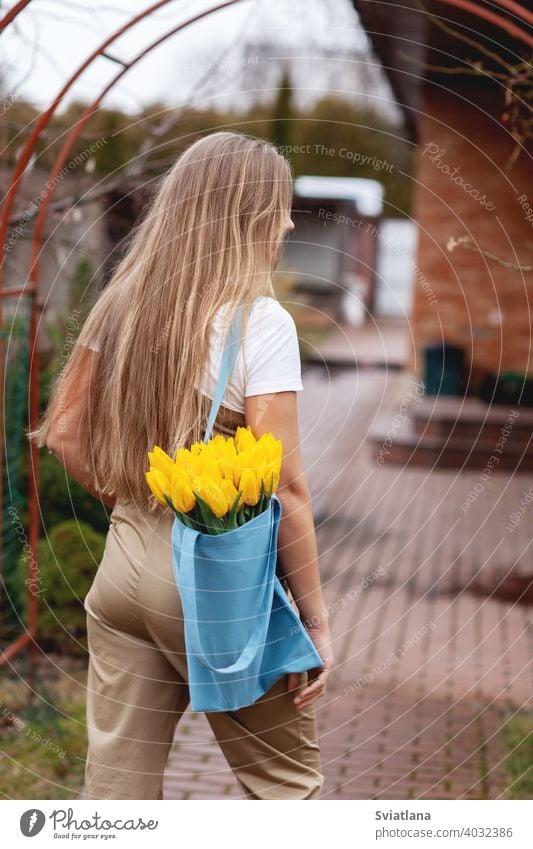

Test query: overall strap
[203,302,245,443]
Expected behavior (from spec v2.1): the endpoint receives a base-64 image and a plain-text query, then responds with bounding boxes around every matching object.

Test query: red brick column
[409,82,533,390]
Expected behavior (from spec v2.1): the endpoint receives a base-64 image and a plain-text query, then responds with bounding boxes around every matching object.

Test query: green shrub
[17,520,106,657]
[501,711,533,799]
[37,449,112,535]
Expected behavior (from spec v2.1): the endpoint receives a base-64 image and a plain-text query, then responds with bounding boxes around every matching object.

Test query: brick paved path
[164,368,532,799]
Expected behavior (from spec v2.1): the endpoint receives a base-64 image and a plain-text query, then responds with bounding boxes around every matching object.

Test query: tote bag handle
[203,301,246,444]
[177,494,281,675]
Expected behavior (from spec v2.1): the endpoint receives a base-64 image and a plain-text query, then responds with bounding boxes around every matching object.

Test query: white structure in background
[294,175,384,217]
[374,218,418,318]
[285,176,385,327]
[338,272,368,326]
[282,175,416,325]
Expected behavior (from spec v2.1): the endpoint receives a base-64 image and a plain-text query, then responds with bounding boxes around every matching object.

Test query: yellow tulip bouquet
[145,426,282,535]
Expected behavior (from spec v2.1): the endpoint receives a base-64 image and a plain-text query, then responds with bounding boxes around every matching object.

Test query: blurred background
[0,0,532,801]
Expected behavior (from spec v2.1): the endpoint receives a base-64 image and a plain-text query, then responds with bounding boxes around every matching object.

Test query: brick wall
[409,82,533,388]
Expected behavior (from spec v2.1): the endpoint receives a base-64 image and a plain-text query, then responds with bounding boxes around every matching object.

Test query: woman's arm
[45,347,117,510]
[245,390,333,709]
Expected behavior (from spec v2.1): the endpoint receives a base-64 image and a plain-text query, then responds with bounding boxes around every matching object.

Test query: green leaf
[256,479,266,514]
[176,510,196,529]
[164,494,177,513]
[193,490,225,535]
[164,495,200,530]
[225,490,242,530]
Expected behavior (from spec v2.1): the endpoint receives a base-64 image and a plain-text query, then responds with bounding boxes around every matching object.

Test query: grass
[0,653,88,799]
[501,711,533,799]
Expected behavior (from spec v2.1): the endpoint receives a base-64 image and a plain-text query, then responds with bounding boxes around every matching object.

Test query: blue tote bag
[171,302,323,712]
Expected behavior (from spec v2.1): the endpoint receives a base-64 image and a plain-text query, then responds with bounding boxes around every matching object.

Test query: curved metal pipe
[0,0,247,668]
[0,0,33,32]
[433,0,533,46]
[490,1,533,27]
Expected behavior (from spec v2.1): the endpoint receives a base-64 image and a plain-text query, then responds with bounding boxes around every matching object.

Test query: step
[303,355,404,371]
[411,397,533,446]
[368,414,533,471]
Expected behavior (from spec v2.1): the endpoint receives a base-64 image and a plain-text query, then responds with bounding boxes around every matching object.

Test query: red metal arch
[0,0,32,30]
[491,0,533,26]
[0,0,247,667]
[432,0,533,45]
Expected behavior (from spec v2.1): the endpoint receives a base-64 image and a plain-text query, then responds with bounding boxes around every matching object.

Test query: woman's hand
[287,623,333,710]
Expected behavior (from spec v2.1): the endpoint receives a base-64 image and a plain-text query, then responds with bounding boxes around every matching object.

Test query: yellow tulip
[235,425,256,453]
[146,467,170,506]
[148,446,174,480]
[258,455,281,493]
[175,448,201,480]
[232,450,252,488]
[208,435,233,459]
[171,464,196,513]
[254,462,271,494]
[249,442,268,470]
[220,477,242,509]
[240,468,260,506]
[175,447,191,464]
[201,446,224,481]
[193,475,228,519]
[266,462,280,492]
[190,454,204,477]
[217,455,235,482]
[190,441,206,456]
[215,438,237,479]
[256,433,282,463]
[252,447,278,493]
[226,441,239,465]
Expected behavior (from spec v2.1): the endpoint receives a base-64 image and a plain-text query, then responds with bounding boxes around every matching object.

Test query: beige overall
[83,402,323,800]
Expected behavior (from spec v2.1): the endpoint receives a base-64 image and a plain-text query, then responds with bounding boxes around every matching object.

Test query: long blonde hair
[28,131,294,512]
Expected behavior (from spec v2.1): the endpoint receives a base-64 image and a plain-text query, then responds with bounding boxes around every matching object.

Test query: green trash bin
[423,342,465,396]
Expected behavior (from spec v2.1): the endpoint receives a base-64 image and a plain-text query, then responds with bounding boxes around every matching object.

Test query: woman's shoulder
[213,297,296,342]
[243,296,302,393]
[246,298,299,352]
[248,296,296,328]
[214,296,295,331]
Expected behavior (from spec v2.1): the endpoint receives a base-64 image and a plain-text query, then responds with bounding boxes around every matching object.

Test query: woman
[29,131,332,800]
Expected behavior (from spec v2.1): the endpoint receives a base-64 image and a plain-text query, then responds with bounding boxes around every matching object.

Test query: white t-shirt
[84,296,303,414]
